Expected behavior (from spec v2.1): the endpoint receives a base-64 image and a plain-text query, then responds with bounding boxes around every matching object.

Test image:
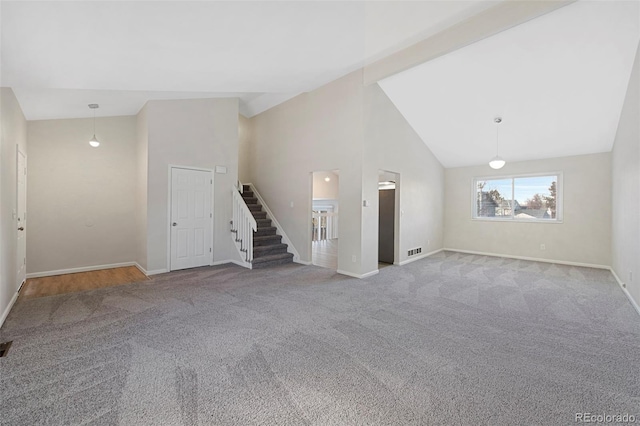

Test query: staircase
[240,185,294,268]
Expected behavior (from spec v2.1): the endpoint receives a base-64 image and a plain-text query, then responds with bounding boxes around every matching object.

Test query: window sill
[472,217,563,224]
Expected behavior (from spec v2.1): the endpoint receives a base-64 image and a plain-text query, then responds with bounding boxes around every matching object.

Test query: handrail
[231,184,257,264]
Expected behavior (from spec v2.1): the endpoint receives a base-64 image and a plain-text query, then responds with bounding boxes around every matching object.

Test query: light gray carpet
[1,251,639,425]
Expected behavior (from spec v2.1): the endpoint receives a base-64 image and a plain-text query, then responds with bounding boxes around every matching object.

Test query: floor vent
[0,341,12,357]
[407,247,423,256]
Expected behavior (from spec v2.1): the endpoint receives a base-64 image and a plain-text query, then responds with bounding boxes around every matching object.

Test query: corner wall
[248,70,445,277]
[145,98,241,273]
[136,105,149,271]
[249,71,366,275]
[444,153,612,267]
[0,87,27,326]
[611,43,640,311]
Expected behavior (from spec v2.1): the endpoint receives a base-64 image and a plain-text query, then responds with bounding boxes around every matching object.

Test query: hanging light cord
[495,122,499,156]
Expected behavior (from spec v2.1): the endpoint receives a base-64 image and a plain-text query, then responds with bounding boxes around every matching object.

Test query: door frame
[16,146,27,290]
[167,165,215,271]
[309,170,340,269]
[377,170,401,265]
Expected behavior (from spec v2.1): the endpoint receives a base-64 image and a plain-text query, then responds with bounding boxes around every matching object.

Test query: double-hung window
[473,173,562,222]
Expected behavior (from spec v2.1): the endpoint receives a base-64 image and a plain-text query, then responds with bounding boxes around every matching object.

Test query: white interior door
[170,168,213,271]
[16,149,27,289]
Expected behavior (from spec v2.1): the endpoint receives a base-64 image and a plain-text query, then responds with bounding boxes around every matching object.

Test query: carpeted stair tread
[253,243,288,257]
[243,197,258,204]
[254,227,277,237]
[253,235,283,246]
[235,185,294,268]
[256,218,272,228]
[252,252,294,268]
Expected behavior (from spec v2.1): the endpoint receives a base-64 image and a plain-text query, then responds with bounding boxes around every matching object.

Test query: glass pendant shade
[489,117,505,169]
[88,104,100,147]
[489,156,505,169]
[89,134,100,148]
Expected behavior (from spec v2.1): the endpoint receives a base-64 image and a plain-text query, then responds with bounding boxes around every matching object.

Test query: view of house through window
[474,174,560,221]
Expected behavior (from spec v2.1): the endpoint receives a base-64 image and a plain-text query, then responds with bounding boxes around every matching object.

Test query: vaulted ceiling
[3,1,638,168]
[378,0,639,168]
[1,0,496,120]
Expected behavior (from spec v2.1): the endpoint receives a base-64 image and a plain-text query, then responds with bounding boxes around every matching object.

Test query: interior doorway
[311,170,339,270]
[378,170,399,267]
[16,148,27,290]
[169,167,213,271]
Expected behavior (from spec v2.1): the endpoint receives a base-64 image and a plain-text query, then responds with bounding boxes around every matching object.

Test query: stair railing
[231,183,257,265]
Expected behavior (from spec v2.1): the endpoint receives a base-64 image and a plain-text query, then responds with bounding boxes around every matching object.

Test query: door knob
[18,227,24,231]
[172,222,177,227]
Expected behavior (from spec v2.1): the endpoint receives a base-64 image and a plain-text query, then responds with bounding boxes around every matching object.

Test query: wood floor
[20,266,148,299]
[312,239,338,270]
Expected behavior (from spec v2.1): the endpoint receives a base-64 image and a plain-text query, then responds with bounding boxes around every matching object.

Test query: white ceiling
[379,0,640,168]
[1,0,496,120]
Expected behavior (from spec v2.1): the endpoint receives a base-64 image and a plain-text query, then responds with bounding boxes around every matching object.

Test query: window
[473,174,561,222]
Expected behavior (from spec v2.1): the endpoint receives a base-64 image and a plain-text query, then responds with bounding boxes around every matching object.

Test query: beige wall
[444,153,612,266]
[312,171,339,200]
[248,70,445,276]
[145,98,241,273]
[0,88,27,325]
[249,71,366,275]
[362,83,444,270]
[136,105,149,270]
[27,116,138,274]
[238,114,251,183]
[612,43,639,309]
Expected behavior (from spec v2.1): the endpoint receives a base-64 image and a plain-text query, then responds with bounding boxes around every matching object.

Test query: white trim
[133,262,148,276]
[397,248,444,265]
[229,259,252,268]
[16,146,27,291]
[443,248,610,270]
[337,269,379,279]
[26,262,143,279]
[472,172,563,222]
[145,268,168,276]
[294,259,312,266]
[610,268,640,317]
[245,182,302,263]
[0,291,19,328]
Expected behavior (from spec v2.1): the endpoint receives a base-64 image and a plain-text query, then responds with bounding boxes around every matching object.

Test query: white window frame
[471,172,563,223]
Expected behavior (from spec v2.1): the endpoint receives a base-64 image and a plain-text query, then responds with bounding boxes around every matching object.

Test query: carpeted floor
[1,251,639,425]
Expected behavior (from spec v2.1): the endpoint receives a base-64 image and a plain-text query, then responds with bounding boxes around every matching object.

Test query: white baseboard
[133,263,148,277]
[610,268,640,317]
[27,262,141,279]
[0,291,19,329]
[294,259,312,266]
[229,259,252,269]
[443,248,610,270]
[397,248,443,266]
[337,269,379,279]
[145,269,168,276]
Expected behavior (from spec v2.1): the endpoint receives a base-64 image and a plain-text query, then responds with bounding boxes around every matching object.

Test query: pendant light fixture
[489,116,505,169]
[88,104,100,147]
